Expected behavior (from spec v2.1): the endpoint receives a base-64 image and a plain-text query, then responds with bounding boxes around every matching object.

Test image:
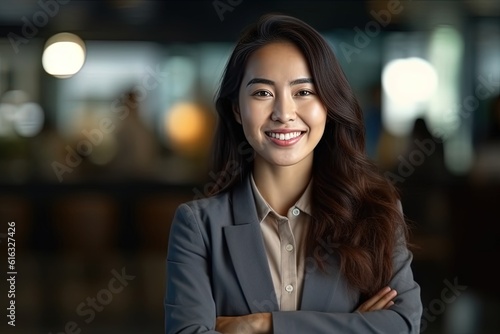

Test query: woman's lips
[265,131,305,146]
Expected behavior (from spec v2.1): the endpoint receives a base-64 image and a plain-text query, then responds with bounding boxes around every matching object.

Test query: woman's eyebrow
[246,77,314,87]
[290,78,314,86]
[246,78,274,87]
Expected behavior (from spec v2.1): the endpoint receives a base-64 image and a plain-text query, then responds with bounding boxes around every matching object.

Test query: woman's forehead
[242,42,312,81]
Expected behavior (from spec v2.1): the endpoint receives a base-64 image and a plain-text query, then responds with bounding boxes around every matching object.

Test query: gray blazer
[165,175,422,333]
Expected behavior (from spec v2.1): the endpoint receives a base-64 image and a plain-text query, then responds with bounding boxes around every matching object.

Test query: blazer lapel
[300,248,342,311]
[223,176,279,313]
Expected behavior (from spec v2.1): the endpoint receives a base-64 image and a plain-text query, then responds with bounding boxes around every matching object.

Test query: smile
[265,131,305,146]
[266,131,303,140]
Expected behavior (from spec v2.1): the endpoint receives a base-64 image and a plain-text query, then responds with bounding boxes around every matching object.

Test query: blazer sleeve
[272,237,423,334]
[164,204,221,334]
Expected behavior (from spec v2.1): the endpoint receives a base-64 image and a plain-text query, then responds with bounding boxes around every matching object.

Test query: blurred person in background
[108,88,161,180]
[165,14,422,334]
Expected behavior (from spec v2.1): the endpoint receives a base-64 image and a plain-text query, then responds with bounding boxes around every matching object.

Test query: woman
[165,13,422,333]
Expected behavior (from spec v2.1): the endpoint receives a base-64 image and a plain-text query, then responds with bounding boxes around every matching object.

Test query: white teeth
[267,131,302,140]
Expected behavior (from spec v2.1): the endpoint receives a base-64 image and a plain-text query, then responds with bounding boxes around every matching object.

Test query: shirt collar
[249,173,313,222]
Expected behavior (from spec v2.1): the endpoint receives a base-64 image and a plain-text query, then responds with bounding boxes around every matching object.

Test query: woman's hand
[356,286,397,312]
[216,313,272,334]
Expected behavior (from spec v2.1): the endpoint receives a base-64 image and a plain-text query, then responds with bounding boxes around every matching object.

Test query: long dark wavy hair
[210,13,408,296]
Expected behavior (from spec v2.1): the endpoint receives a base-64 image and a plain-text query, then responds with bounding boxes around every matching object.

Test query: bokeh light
[382,57,439,136]
[0,91,44,138]
[382,57,438,104]
[164,102,213,156]
[13,102,44,137]
[42,32,86,78]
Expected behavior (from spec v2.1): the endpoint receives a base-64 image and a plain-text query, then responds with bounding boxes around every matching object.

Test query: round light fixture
[42,32,86,78]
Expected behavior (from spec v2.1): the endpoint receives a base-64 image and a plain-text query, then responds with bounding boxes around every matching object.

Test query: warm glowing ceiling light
[42,32,86,78]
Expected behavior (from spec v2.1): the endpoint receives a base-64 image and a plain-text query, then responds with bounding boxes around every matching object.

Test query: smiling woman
[235,42,327,178]
[164,13,422,334]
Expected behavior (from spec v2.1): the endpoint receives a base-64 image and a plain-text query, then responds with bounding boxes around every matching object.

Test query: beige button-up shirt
[250,174,312,311]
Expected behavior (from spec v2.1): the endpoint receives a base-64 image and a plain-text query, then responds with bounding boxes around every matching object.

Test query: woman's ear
[233,104,242,124]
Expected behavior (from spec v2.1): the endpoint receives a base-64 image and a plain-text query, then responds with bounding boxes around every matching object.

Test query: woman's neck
[252,156,313,216]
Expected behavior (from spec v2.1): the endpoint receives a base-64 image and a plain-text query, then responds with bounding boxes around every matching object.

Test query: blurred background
[0,0,499,333]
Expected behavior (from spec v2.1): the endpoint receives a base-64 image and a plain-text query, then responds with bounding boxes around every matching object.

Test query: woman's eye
[253,90,272,97]
[296,90,313,96]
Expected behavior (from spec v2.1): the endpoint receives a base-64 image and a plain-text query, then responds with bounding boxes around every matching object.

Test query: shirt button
[285,284,294,293]
[285,244,294,252]
[292,208,300,216]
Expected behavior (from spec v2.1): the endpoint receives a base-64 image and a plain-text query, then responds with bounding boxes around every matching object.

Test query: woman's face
[236,42,327,169]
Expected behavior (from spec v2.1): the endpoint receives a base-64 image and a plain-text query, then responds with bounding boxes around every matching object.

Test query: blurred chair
[52,193,118,254]
[51,193,134,321]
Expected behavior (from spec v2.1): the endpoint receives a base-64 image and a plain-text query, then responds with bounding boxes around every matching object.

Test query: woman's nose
[271,95,296,122]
